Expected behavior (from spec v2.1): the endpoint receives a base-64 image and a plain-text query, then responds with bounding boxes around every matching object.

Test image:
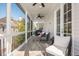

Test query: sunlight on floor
[29,51,44,56]
[13,50,44,56]
[13,50,25,56]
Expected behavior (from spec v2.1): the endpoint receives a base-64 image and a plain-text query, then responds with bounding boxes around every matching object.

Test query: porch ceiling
[20,3,60,22]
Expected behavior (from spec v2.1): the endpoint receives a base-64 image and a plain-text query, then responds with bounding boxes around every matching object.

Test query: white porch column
[6,3,12,56]
[25,12,27,42]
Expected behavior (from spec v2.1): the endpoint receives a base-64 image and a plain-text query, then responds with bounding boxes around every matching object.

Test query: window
[64,3,72,36]
[11,4,26,51]
[56,10,60,36]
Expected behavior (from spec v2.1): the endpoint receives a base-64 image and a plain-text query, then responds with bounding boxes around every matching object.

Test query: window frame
[64,3,72,36]
[56,9,60,36]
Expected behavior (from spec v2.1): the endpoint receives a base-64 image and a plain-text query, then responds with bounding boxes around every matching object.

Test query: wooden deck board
[24,36,49,56]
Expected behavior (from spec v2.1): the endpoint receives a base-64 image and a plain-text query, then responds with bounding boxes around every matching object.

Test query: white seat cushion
[46,36,70,56]
[46,45,65,56]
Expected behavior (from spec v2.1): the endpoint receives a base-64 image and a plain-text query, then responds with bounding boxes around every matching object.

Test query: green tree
[17,18,25,32]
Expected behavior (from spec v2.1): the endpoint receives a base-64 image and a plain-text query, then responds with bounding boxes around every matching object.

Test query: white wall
[43,13,54,38]
[43,5,61,39]
[72,3,79,56]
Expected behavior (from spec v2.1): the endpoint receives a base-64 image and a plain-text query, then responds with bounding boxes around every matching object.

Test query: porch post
[25,11,27,42]
[6,3,11,56]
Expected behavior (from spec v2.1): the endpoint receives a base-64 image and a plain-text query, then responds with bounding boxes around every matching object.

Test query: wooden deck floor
[17,36,49,56]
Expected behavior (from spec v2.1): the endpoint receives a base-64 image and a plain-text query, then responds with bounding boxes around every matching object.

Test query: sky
[0,3,25,21]
[11,3,25,20]
[0,3,6,19]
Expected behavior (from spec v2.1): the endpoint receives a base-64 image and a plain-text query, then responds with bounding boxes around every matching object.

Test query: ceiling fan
[36,14,44,19]
[32,3,45,7]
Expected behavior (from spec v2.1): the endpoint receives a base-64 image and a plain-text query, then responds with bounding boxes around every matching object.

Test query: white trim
[60,4,64,36]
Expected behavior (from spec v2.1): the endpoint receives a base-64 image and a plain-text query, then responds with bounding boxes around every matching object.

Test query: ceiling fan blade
[33,3,37,6]
[36,14,44,19]
[41,3,45,7]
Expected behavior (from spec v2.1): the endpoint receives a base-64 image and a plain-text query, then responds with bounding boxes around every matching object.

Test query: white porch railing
[0,34,6,56]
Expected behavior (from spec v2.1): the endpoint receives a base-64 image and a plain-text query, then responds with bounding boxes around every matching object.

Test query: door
[54,3,72,55]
